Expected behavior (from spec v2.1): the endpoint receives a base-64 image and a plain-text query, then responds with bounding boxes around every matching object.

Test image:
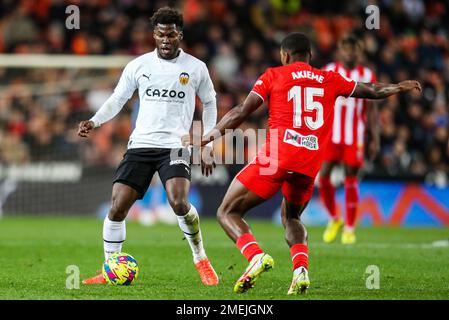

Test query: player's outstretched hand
[399,80,422,93]
[201,145,216,177]
[78,120,95,138]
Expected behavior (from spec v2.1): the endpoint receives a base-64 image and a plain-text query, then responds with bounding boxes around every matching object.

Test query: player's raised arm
[351,80,422,99]
[200,92,263,146]
[182,68,272,148]
[77,62,137,138]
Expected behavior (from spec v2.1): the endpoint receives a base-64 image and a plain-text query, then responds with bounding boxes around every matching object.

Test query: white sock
[177,204,207,263]
[103,217,126,261]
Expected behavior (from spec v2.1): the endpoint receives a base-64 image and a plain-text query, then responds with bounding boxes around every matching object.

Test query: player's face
[340,44,360,68]
[153,24,183,59]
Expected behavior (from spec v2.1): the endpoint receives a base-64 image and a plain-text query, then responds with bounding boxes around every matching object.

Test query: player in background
[319,35,380,245]
[183,33,421,295]
[78,7,219,286]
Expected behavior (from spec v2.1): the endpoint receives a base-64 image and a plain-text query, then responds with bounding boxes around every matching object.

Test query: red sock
[291,243,308,270]
[345,176,359,228]
[319,176,339,219]
[236,233,263,262]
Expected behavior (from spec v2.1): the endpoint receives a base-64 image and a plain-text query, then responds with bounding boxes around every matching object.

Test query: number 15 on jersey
[288,86,324,130]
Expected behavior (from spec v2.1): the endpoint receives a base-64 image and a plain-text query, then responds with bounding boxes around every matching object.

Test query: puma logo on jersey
[141,73,151,81]
[284,129,319,150]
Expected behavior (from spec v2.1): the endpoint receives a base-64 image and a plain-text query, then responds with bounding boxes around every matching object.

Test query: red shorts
[323,142,364,167]
[235,158,315,205]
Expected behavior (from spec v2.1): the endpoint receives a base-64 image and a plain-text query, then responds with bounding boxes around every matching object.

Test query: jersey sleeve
[196,63,216,104]
[251,69,273,102]
[89,60,137,127]
[114,60,137,99]
[330,71,357,98]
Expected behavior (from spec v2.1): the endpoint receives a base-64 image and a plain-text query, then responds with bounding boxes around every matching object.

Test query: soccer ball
[102,252,139,285]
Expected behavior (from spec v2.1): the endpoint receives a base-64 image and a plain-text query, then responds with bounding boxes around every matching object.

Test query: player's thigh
[157,148,191,186]
[234,160,284,202]
[218,177,266,217]
[110,182,141,218]
[219,160,283,216]
[281,172,315,208]
[113,156,156,200]
[157,148,191,209]
[322,142,343,175]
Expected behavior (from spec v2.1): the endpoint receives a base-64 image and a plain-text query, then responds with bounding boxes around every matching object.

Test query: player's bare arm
[183,94,249,173]
[202,93,263,146]
[181,93,262,148]
[352,80,422,99]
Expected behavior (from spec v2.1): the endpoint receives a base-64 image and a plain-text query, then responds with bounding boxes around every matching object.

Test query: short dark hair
[280,33,311,58]
[339,35,362,49]
[150,7,184,29]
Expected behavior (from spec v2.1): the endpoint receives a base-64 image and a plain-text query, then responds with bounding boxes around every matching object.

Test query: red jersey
[251,61,356,177]
[324,62,376,147]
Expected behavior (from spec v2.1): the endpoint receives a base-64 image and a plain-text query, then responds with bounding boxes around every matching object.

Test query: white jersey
[91,49,216,149]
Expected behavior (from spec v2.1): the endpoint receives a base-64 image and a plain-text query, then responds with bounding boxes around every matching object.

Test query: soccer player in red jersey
[183,33,421,295]
[319,35,380,245]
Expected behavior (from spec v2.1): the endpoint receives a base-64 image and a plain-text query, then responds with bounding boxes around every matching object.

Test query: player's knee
[216,205,226,224]
[109,203,127,221]
[217,201,243,226]
[283,210,301,222]
[217,202,233,224]
[217,199,234,215]
[169,198,190,216]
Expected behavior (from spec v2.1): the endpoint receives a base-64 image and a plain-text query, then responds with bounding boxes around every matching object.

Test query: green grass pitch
[0,217,448,300]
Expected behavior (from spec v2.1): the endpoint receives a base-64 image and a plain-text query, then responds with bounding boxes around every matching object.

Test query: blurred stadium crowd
[0,0,448,180]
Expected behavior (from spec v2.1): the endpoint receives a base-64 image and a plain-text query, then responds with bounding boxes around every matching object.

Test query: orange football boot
[194,258,219,286]
[82,270,106,285]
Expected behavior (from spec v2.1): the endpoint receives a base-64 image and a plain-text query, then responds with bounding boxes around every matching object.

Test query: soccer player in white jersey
[319,35,380,245]
[78,7,219,285]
